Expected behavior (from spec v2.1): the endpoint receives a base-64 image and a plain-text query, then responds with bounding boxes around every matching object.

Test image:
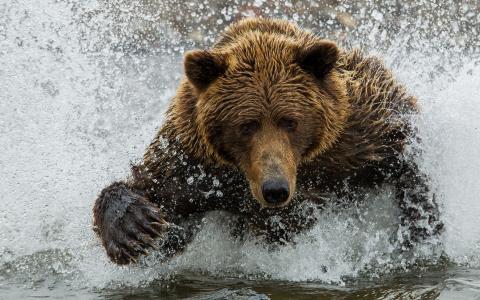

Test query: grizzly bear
[93,18,443,265]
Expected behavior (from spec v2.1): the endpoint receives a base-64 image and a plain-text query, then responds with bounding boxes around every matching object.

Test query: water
[1,0,480,298]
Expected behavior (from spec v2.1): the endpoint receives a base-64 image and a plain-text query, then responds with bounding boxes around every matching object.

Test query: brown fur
[93,18,442,265]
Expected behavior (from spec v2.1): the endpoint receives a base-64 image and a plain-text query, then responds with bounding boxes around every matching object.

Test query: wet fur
[93,18,443,264]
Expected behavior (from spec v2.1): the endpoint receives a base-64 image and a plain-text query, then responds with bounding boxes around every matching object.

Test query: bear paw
[94,184,170,265]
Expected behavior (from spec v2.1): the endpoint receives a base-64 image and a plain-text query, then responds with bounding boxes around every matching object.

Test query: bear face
[183,31,350,208]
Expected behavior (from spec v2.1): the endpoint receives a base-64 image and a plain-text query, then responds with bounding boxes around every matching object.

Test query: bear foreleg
[395,162,444,248]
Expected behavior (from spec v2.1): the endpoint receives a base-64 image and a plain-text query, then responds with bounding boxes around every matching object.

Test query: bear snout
[261,178,290,205]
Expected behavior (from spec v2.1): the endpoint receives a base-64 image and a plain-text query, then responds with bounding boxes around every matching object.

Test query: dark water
[1,0,480,299]
[3,265,480,299]
[96,268,480,300]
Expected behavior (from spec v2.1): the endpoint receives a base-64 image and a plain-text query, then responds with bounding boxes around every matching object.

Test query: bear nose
[261,179,290,204]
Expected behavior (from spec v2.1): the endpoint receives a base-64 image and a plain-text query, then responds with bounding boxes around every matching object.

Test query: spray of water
[0,0,479,291]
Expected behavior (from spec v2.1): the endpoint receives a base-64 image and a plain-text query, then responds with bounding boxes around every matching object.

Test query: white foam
[415,63,480,266]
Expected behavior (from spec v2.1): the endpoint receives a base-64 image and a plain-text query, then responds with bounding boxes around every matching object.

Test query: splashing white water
[416,63,480,265]
[0,0,479,291]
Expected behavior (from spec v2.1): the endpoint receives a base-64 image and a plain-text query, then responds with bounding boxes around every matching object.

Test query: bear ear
[184,50,226,92]
[297,40,339,79]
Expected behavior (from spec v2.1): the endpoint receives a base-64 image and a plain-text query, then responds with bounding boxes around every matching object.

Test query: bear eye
[279,118,298,132]
[239,121,259,136]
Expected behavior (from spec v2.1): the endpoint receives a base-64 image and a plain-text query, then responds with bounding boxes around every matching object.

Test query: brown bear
[93,18,443,265]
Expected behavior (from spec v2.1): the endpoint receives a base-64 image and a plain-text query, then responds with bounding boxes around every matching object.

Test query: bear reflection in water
[92,18,443,265]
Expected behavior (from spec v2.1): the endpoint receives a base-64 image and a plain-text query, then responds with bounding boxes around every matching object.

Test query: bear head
[182,29,349,208]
